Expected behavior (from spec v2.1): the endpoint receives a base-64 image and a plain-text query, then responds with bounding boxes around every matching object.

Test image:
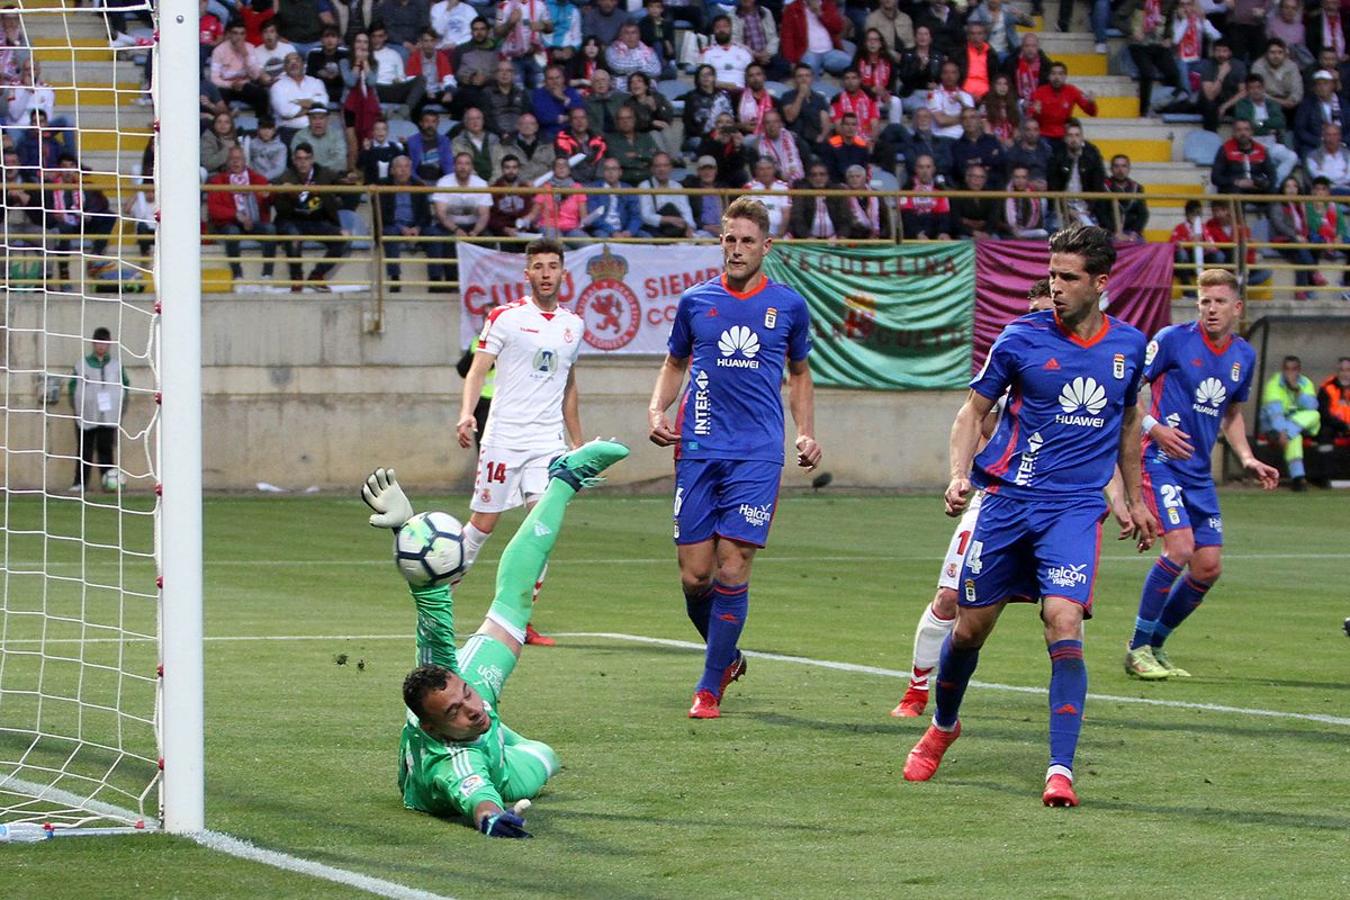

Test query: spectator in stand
[1308,47,1350,95]
[213,20,271,114]
[832,69,881,144]
[1204,199,1269,283]
[1260,355,1321,490]
[1104,154,1148,242]
[606,104,659,185]
[539,0,581,68]
[407,108,453,179]
[43,155,113,282]
[1250,39,1302,119]
[1048,119,1106,228]
[275,0,335,57]
[273,142,347,291]
[951,162,997,238]
[994,163,1049,238]
[1170,0,1220,99]
[845,163,891,238]
[486,153,533,241]
[1295,71,1345,156]
[340,32,381,123]
[208,145,276,285]
[1211,117,1275,195]
[270,52,328,142]
[585,70,630,135]
[334,0,373,46]
[605,22,661,93]
[290,105,351,177]
[555,106,607,183]
[927,59,974,140]
[532,64,584,141]
[1058,0,1109,54]
[853,29,896,110]
[898,153,952,238]
[1317,357,1350,444]
[750,109,809,185]
[251,20,298,86]
[1198,39,1248,133]
[493,112,555,183]
[199,0,225,69]
[638,152,698,237]
[1306,176,1350,284]
[737,64,780,137]
[16,109,74,172]
[1265,0,1310,69]
[781,63,832,146]
[1269,175,1330,299]
[683,156,726,237]
[660,0,704,35]
[243,116,290,182]
[200,80,230,132]
[682,64,735,151]
[483,59,531,137]
[357,116,406,183]
[306,25,350,104]
[788,161,857,239]
[866,0,913,63]
[1221,0,1267,64]
[453,17,499,113]
[898,24,946,113]
[969,0,1032,64]
[201,109,240,174]
[1169,198,1211,283]
[452,106,501,182]
[1001,32,1050,106]
[432,0,478,50]
[902,105,956,182]
[1307,0,1349,67]
[639,0,677,79]
[429,151,491,278]
[370,23,427,113]
[406,27,455,114]
[731,0,782,79]
[495,0,550,89]
[1125,0,1185,116]
[1235,74,1298,185]
[377,0,432,55]
[624,73,675,152]
[584,157,643,238]
[1004,115,1051,188]
[699,15,755,92]
[820,111,871,181]
[958,21,994,103]
[782,0,852,78]
[697,111,758,186]
[1306,122,1350,193]
[951,107,1005,187]
[1029,61,1097,150]
[914,0,964,57]
[581,0,626,45]
[744,156,793,237]
[375,154,430,290]
[981,72,1021,145]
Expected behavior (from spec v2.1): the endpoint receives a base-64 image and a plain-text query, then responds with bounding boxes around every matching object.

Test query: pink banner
[973,241,1174,372]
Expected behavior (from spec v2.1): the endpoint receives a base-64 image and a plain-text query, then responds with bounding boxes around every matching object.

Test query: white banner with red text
[457,242,725,354]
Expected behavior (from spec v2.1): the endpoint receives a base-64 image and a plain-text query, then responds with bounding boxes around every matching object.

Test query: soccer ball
[102,470,124,491]
[394,511,467,587]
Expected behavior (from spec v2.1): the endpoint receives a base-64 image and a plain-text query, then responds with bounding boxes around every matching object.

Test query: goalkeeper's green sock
[486,479,576,640]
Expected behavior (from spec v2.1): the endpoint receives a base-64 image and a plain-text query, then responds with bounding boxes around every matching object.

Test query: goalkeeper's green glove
[361,467,414,530]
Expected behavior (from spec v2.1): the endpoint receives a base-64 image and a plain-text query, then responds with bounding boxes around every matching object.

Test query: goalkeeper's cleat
[1123,645,1170,680]
[524,624,556,647]
[1042,773,1079,807]
[891,684,930,718]
[718,652,746,699]
[902,720,961,782]
[688,690,721,719]
[548,439,630,491]
[1150,647,1190,678]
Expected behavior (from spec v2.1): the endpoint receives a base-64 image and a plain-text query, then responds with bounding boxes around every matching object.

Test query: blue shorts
[673,459,782,547]
[1142,464,1223,547]
[958,490,1105,616]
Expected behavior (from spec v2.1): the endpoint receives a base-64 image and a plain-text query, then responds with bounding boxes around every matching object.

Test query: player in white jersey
[891,279,1054,717]
[457,239,584,645]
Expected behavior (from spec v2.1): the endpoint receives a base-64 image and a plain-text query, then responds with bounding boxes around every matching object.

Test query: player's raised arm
[946,390,995,516]
[1117,404,1159,551]
[787,358,820,469]
[1221,404,1280,489]
[647,353,689,446]
[458,348,498,448]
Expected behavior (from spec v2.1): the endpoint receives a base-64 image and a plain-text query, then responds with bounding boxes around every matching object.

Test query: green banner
[762,242,975,390]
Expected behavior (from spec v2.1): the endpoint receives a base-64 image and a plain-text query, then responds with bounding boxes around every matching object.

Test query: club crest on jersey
[1231,361,1241,383]
[764,307,777,329]
[563,327,574,343]
[1113,353,1125,380]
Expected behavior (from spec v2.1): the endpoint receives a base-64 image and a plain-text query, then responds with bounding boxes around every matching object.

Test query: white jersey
[476,297,583,450]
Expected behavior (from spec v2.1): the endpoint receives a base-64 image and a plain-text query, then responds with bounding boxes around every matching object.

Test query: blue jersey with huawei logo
[1141,321,1255,487]
[668,274,812,464]
[970,310,1148,500]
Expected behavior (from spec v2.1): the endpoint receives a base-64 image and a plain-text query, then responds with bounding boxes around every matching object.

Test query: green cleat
[1123,645,1170,680]
[548,439,630,491]
[1150,647,1191,678]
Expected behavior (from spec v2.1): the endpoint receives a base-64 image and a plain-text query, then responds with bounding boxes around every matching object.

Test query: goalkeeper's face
[418,673,491,742]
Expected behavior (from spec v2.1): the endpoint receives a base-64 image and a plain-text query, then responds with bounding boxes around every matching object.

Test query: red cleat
[524,624,555,646]
[890,684,929,718]
[902,721,961,782]
[688,690,720,719]
[1042,774,1079,807]
[718,652,747,698]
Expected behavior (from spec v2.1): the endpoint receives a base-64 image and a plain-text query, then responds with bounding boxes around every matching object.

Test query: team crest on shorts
[1231,361,1241,382]
[964,578,977,604]
[764,307,777,329]
[1113,353,1125,380]
[480,488,492,502]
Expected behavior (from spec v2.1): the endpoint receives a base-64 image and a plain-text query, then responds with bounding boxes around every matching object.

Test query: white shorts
[470,444,565,514]
[936,491,984,591]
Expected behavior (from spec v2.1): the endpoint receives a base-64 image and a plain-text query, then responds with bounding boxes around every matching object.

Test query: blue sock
[1151,575,1211,649]
[1130,556,1182,649]
[1047,640,1087,772]
[695,582,747,695]
[684,584,713,642]
[933,635,980,730]
[1289,458,1306,479]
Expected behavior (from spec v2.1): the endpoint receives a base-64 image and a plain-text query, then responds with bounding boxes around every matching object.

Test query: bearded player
[647,197,822,720]
[363,439,630,838]
[903,225,1159,806]
[892,278,1055,718]
[1123,268,1279,680]
[457,239,585,646]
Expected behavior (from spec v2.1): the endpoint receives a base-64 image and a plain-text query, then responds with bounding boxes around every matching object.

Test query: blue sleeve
[1124,336,1146,407]
[1233,347,1255,404]
[668,291,695,359]
[1142,326,1174,383]
[970,328,1018,400]
[787,294,811,362]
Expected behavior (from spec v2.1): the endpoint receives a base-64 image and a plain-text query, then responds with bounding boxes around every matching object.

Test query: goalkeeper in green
[362,439,630,838]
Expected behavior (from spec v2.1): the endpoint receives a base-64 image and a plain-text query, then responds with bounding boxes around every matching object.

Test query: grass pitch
[2,488,1348,898]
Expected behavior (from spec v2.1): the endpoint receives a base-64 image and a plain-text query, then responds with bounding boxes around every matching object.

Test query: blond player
[457,238,584,645]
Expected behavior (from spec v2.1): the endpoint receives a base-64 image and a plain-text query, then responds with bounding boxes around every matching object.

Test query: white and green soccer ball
[102,470,124,491]
[394,511,467,587]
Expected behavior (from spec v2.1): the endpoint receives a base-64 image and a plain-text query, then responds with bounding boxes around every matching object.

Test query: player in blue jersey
[1124,268,1279,680]
[902,224,1160,807]
[647,197,822,720]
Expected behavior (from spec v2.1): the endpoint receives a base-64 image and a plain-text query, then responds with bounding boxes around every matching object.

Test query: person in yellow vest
[1318,356,1350,447]
[1260,354,1320,490]
[67,326,130,493]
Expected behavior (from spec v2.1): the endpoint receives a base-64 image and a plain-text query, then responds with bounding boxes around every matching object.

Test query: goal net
[0,0,199,835]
